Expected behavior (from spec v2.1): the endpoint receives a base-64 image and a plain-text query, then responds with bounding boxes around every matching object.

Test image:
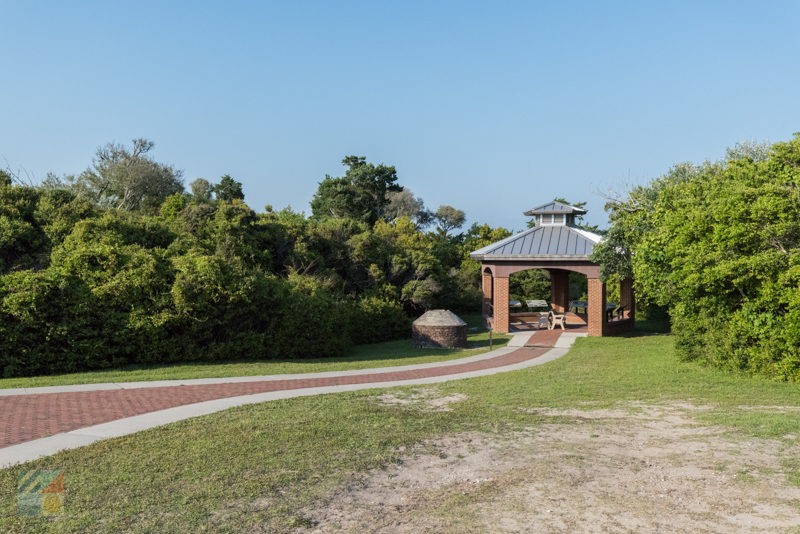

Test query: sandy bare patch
[302,403,800,533]
[372,387,468,412]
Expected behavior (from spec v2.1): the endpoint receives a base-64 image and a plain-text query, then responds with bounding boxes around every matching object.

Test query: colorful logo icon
[17,470,65,517]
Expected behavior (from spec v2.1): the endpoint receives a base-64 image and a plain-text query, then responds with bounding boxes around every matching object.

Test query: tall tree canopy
[310,156,402,225]
[190,178,214,202]
[432,205,466,238]
[214,174,245,201]
[385,187,429,225]
[70,138,184,212]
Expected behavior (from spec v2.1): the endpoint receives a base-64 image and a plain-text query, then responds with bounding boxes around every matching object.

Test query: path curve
[0,330,583,467]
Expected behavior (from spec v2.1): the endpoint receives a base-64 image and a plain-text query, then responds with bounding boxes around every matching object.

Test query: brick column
[620,277,635,321]
[493,276,510,333]
[481,272,493,317]
[550,270,569,313]
[587,277,606,336]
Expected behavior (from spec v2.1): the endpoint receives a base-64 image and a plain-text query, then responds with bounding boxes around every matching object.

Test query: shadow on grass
[70,339,487,374]
[612,319,672,338]
[465,337,501,349]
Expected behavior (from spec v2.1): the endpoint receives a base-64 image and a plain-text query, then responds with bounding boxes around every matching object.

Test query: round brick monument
[412,309,467,348]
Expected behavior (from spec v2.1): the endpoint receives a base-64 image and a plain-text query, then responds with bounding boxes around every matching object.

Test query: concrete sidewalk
[0,330,585,467]
[0,331,534,397]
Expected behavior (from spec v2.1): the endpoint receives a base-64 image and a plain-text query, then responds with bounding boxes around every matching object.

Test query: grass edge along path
[0,316,509,390]
[2,331,800,533]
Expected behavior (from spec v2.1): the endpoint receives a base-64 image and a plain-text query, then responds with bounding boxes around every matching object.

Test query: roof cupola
[523,201,586,227]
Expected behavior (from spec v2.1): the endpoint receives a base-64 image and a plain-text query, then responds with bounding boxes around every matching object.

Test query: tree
[213,175,244,201]
[348,217,442,312]
[310,176,356,219]
[0,183,47,272]
[39,172,69,191]
[593,146,772,283]
[510,270,551,303]
[432,205,465,238]
[595,134,800,380]
[725,141,771,163]
[190,178,214,202]
[70,138,184,212]
[591,162,703,282]
[310,156,402,224]
[385,188,429,225]
[160,193,188,221]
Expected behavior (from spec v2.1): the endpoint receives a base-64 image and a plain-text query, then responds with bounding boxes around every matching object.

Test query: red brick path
[0,331,562,448]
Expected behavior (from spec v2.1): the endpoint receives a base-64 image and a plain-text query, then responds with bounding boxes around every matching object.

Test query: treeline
[12,132,795,382]
[593,134,800,381]
[0,140,511,377]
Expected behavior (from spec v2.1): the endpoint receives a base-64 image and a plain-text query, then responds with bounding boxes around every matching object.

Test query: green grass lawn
[0,315,509,389]
[3,327,800,533]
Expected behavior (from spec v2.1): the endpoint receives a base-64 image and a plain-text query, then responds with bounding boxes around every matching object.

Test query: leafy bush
[0,161,504,376]
[349,296,411,344]
[596,134,800,380]
[0,269,120,376]
[269,280,352,358]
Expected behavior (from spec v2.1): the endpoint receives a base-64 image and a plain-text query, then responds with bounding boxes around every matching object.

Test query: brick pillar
[493,276,510,333]
[620,277,635,321]
[587,277,606,337]
[550,270,569,313]
[481,272,493,317]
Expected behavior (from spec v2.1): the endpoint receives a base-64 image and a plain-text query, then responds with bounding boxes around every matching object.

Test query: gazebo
[470,201,634,336]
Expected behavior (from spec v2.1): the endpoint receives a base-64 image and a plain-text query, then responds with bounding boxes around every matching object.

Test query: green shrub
[0,185,47,272]
[269,284,352,358]
[0,269,122,377]
[0,171,500,376]
[0,256,360,376]
[349,296,411,344]
[598,133,800,381]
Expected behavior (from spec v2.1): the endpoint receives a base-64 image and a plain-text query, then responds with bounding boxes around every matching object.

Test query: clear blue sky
[2,1,799,231]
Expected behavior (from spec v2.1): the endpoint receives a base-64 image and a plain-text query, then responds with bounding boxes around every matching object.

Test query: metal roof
[523,201,587,216]
[470,225,602,261]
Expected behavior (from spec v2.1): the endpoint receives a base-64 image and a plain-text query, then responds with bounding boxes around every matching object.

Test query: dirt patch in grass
[300,403,800,533]
[372,387,468,412]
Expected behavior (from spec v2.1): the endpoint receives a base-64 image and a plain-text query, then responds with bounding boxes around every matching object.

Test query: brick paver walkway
[0,330,563,448]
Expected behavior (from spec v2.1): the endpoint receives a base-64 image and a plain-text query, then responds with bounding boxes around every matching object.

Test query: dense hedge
[594,134,800,380]
[0,255,355,376]
[0,182,491,377]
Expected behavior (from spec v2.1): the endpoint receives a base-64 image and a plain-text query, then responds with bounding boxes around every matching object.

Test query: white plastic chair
[548,310,566,330]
